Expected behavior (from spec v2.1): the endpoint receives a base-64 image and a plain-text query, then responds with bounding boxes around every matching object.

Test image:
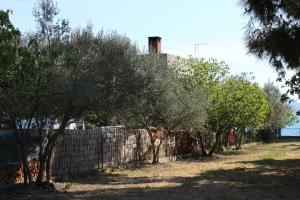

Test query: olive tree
[0,0,145,184]
[174,57,229,156]
[34,26,143,183]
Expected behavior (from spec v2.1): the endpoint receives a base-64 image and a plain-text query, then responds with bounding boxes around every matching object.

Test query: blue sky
[0,0,285,88]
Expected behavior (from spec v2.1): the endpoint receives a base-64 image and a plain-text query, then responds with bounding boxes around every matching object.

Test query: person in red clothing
[229,128,235,146]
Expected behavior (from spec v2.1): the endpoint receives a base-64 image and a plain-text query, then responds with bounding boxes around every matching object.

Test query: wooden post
[101,134,104,169]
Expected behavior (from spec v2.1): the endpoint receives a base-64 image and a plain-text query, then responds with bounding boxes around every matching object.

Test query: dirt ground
[1,138,300,200]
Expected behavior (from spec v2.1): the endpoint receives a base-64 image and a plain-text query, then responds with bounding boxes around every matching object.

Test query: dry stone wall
[51,127,173,179]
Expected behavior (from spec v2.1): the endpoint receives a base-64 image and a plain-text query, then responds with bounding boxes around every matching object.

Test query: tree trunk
[223,130,229,147]
[22,153,32,184]
[46,148,52,182]
[208,132,221,156]
[155,146,160,163]
[155,139,164,163]
[152,144,157,164]
[36,136,58,184]
[36,118,68,184]
[150,136,157,164]
[23,164,28,184]
[235,129,240,150]
[198,132,207,157]
[16,132,32,184]
[236,128,244,150]
[36,154,47,184]
[146,128,158,164]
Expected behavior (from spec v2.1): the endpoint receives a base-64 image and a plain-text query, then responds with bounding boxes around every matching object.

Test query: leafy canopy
[263,82,296,129]
[208,74,270,131]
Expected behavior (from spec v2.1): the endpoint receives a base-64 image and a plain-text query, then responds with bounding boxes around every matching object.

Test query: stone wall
[0,127,177,183]
[51,127,174,179]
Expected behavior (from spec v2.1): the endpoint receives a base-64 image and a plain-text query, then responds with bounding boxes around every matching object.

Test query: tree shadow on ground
[177,148,246,163]
[0,183,64,200]
[215,149,247,156]
[2,151,300,200]
[3,157,300,200]
[275,137,300,143]
[60,158,300,200]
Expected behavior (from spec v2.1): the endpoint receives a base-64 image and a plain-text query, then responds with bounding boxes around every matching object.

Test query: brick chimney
[148,36,161,54]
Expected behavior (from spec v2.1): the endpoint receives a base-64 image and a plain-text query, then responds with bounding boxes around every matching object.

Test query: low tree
[35,27,144,183]
[124,55,185,163]
[208,74,270,154]
[263,82,296,130]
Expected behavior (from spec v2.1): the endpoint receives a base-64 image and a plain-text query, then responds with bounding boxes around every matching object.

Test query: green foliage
[0,10,40,129]
[242,0,300,70]
[173,57,229,132]
[241,0,300,101]
[208,74,270,132]
[0,10,20,83]
[3,0,296,177]
[174,57,229,91]
[263,82,296,129]
[1,0,146,182]
[125,55,179,130]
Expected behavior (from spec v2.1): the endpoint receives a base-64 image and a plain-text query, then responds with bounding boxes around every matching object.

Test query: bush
[258,129,275,143]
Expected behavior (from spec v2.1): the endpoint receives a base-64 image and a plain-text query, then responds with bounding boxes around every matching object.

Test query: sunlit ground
[2,138,300,200]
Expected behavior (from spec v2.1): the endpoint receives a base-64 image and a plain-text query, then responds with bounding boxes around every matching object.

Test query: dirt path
[2,139,300,200]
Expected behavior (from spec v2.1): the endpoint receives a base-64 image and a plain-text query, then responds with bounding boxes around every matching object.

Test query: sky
[0,0,286,88]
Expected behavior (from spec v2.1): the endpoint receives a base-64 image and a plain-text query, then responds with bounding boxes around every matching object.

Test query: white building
[18,118,85,130]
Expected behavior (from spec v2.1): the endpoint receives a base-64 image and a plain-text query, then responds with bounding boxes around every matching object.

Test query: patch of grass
[64,183,74,190]
[100,166,124,174]
[49,140,300,200]
[262,150,284,160]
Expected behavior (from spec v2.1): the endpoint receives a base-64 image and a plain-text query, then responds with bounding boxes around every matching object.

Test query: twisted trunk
[197,132,207,157]
[36,115,69,184]
[208,131,222,156]
[16,131,32,184]
[236,128,244,150]
[154,139,164,163]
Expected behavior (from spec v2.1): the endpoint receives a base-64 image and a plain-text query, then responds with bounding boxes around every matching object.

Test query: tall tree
[0,10,43,184]
[0,9,21,128]
[174,57,229,156]
[241,0,300,99]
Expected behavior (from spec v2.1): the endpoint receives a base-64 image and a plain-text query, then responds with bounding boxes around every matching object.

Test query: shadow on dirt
[59,157,300,200]
[2,143,300,200]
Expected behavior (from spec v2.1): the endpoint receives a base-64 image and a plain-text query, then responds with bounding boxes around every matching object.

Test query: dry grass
[2,138,300,200]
